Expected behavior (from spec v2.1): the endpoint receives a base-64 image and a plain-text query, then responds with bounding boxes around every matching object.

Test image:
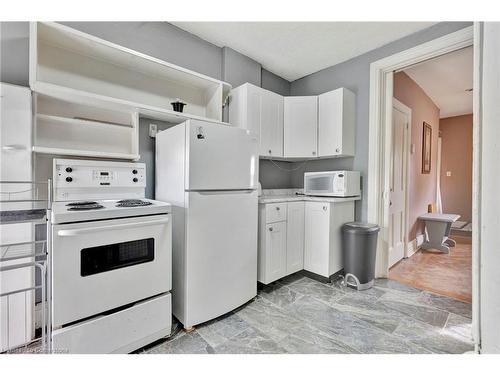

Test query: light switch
[446,171,452,177]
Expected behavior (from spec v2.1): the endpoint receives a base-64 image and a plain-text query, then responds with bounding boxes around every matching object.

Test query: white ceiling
[171,22,437,81]
[404,46,473,118]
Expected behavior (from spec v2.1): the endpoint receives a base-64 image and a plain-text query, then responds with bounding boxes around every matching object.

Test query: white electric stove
[50,159,172,354]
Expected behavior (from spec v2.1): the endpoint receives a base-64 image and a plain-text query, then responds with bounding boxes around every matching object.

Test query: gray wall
[261,68,291,96]
[289,22,472,220]
[222,46,261,87]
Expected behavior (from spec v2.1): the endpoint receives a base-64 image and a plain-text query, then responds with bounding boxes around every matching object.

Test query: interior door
[186,120,259,190]
[389,101,410,268]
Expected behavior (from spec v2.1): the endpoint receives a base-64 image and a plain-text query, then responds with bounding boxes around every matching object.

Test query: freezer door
[183,190,258,327]
[186,121,259,190]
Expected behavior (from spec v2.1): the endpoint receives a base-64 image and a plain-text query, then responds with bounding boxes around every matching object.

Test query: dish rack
[0,180,52,353]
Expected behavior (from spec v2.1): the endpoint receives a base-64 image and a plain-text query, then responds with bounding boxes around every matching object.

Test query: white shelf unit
[33,93,140,160]
[29,22,231,125]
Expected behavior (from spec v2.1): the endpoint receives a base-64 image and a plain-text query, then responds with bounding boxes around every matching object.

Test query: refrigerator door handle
[187,189,255,195]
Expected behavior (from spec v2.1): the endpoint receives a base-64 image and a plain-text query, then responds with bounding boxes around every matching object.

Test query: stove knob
[132,169,138,174]
[133,177,138,183]
[66,177,73,183]
[65,167,72,173]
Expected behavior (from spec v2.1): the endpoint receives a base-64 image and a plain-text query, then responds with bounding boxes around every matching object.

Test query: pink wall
[393,72,440,240]
[439,114,473,222]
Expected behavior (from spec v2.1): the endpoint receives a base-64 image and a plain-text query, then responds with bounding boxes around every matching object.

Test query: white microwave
[304,171,361,197]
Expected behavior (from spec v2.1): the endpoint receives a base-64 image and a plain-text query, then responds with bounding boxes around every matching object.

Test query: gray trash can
[342,222,380,290]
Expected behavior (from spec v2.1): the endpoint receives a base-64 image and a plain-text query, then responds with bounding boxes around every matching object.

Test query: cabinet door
[318,88,355,157]
[245,83,263,137]
[284,96,318,158]
[265,221,287,283]
[260,89,283,157]
[304,202,331,277]
[286,202,304,274]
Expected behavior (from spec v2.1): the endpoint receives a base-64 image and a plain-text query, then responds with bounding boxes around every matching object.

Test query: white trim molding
[392,98,412,259]
[368,26,474,279]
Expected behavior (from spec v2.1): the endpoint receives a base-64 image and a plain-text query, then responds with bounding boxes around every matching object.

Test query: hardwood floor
[389,240,472,303]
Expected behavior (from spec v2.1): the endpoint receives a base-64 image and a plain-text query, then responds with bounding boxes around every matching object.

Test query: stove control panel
[53,159,147,201]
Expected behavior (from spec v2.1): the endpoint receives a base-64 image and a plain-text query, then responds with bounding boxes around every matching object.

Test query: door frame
[391,98,412,261]
[367,25,478,348]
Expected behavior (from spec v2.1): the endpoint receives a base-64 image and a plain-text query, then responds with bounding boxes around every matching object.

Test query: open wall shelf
[33,93,140,160]
[30,22,231,126]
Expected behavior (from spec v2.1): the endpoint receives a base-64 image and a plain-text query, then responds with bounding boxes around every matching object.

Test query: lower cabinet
[262,221,287,283]
[286,202,305,274]
[304,201,355,278]
[258,202,304,284]
[258,200,354,284]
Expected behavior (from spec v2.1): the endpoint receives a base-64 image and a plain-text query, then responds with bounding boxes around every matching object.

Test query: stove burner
[116,199,153,207]
[67,204,104,211]
[66,201,98,206]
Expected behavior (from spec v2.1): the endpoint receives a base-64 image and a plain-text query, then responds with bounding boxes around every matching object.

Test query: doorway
[387,46,473,303]
[367,25,479,350]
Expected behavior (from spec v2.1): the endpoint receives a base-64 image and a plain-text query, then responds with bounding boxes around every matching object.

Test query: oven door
[51,215,171,326]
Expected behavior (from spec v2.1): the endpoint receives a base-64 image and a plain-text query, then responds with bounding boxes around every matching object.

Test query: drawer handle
[269,227,273,231]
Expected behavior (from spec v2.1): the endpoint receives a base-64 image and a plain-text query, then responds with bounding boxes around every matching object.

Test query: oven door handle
[57,217,170,237]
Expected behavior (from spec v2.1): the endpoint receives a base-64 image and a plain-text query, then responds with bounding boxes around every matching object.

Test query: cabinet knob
[335,148,341,153]
[268,149,272,154]
[323,206,327,211]
[276,207,280,211]
[269,227,273,231]
[312,151,316,155]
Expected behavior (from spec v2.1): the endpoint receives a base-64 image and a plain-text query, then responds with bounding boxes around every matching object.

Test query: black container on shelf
[171,99,186,113]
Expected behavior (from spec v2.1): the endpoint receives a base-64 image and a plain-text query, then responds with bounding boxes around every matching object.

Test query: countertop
[258,189,361,204]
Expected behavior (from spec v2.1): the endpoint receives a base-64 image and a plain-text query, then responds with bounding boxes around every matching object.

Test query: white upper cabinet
[230,84,355,160]
[318,88,356,157]
[29,22,230,125]
[283,96,318,158]
[229,83,283,157]
[260,89,284,157]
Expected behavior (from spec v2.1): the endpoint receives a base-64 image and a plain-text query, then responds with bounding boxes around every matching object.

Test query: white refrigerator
[155,119,259,328]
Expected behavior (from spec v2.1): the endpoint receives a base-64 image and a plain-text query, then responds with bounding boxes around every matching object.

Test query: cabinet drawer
[265,203,287,223]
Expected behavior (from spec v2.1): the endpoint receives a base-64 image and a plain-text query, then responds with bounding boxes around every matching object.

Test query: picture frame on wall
[422,122,432,174]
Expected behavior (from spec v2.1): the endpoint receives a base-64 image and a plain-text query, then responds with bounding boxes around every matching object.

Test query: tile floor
[389,241,472,302]
[138,273,474,354]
